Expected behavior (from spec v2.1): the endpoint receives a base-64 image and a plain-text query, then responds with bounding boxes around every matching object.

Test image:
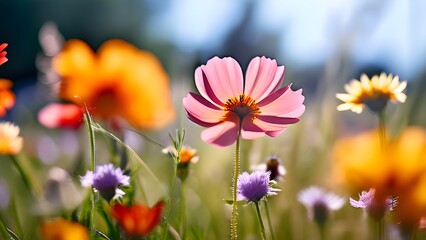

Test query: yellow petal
[393,81,407,93]
[394,93,407,103]
[337,103,355,111]
[336,93,355,102]
[389,75,400,90]
[360,74,372,91]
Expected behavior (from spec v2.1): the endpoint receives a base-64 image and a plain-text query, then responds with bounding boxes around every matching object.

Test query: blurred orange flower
[0,43,7,65]
[112,201,164,237]
[41,218,89,240]
[0,122,23,155]
[53,39,175,129]
[0,79,15,117]
[333,127,426,225]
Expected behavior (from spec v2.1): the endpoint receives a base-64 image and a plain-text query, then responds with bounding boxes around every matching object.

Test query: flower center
[223,94,260,120]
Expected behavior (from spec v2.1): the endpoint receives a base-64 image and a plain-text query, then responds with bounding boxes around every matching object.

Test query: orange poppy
[40,218,89,240]
[0,79,15,117]
[112,201,164,237]
[333,127,426,225]
[53,39,175,129]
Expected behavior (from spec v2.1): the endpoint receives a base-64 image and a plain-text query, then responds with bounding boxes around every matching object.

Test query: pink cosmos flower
[183,56,305,147]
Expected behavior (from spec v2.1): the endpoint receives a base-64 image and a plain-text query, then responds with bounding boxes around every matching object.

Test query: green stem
[84,110,96,239]
[8,155,32,194]
[8,155,42,196]
[0,218,10,240]
[264,200,275,240]
[84,109,96,171]
[180,182,187,239]
[162,158,179,240]
[255,202,267,240]
[231,127,242,240]
[10,196,22,237]
[378,110,387,153]
[319,223,326,240]
[378,217,385,240]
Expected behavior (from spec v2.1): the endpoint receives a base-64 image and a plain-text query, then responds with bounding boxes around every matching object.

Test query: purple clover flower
[237,171,280,203]
[81,164,130,201]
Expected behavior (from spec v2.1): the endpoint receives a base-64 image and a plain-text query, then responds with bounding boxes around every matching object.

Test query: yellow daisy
[0,122,23,155]
[336,73,407,113]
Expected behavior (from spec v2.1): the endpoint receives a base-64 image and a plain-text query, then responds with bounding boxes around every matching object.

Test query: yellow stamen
[223,94,260,120]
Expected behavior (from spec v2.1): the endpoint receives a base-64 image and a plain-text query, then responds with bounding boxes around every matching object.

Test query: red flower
[38,103,83,129]
[112,201,164,236]
[0,43,8,65]
[0,79,15,117]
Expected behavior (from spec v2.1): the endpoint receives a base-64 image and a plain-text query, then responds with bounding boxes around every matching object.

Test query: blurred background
[1,0,425,125]
[1,0,426,239]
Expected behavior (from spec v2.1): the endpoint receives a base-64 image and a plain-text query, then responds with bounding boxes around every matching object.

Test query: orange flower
[333,127,426,225]
[0,122,23,155]
[0,79,15,117]
[112,201,164,237]
[40,218,89,240]
[0,43,7,65]
[53,39,175,129]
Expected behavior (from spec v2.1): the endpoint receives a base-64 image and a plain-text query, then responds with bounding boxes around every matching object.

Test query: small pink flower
[183,56,305,147]
[38,103,83,129]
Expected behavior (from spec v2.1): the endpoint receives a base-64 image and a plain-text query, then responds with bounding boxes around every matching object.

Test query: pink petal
[266,128,288,137]
[201,119,239,147]
[201,57,243,103]
[254,115,299,131]
[254,115,300,128]
[186,112,218,128]
[258,86,305,118]
[38,103,83,129]
[183,93,224,126]
[244,56,285,102]
[194,67,224,107]
[241,117,266,140]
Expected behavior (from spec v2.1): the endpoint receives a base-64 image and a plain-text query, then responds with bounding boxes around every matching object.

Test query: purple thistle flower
[81,164,130,201]
[298,186,345,225]
[350,188,375,209]
[252,156,286,182]
[349,188,397,220]
[237,171,280,203]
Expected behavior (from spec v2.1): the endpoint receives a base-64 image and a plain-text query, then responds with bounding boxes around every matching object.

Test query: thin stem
[84,108,96,171]
[84,110,96,239]
[264,200,275,240]
[0,218,10,240]
[378,110,387,153]
[377,217,385,240]
[162,158,179,240]
[255,202,267,240]
[231,127,242,240]
[8,155,32,194]
[180,182,187,239]
[319,223,326,240]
